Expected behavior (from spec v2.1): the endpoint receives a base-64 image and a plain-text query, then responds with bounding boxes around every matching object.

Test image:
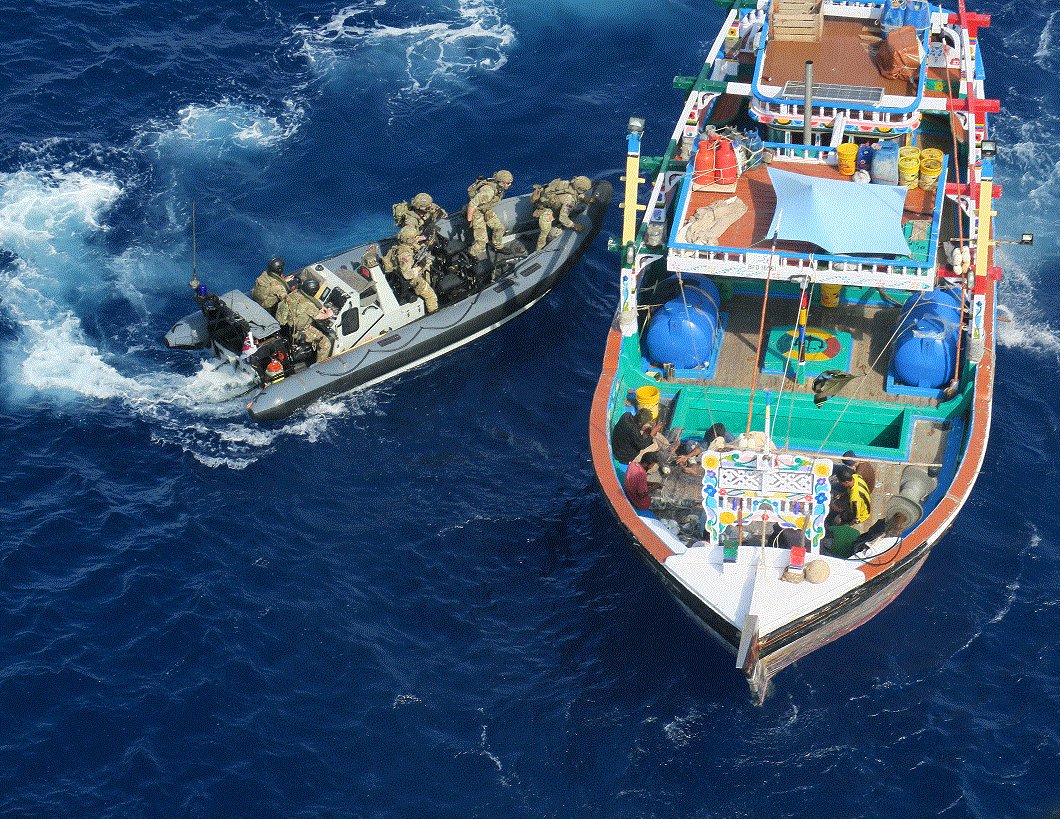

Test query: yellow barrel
[898,154,920,188]
[635,385,660,419]
[820,283,842,308]
[919,157,943,191]
[836,143,858,176]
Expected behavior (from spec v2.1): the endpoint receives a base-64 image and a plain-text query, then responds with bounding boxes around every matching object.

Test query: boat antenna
[189,202,199,292]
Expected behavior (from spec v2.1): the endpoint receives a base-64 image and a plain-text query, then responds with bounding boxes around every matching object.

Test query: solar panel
[780,82,885,105]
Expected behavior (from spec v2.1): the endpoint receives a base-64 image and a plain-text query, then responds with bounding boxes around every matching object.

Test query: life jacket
[848,473,872,524]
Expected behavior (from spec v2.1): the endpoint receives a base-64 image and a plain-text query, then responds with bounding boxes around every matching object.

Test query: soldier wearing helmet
[466,170,514,259]
[276,273,334,364]
[251,255,296,314]
[532,176,592,252]
[393,192,448,239]
[382,226,438,314]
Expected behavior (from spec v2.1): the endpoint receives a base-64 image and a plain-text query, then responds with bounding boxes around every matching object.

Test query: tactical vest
[534,178,573,209]
[467,178,501,209]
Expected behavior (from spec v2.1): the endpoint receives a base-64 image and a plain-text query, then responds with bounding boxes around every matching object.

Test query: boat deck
[702,293,938,408]
[761,17,916,96]
[679,158,948,255]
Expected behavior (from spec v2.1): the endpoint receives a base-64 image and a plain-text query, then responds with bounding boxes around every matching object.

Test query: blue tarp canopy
[766,168,912,257]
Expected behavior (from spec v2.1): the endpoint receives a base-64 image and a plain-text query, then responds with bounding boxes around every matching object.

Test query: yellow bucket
[635,385,660,419]
[820,283,842,308]
[899,145,921,160]
[919,157,943,191]
[920,148,944,164]
[836,143,858,176]
[898,155,920,189]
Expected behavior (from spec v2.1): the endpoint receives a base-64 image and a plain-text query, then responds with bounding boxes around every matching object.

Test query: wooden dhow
[589,0,1020,701]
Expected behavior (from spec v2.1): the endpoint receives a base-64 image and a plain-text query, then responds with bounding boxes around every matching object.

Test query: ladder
[769,0,824,42]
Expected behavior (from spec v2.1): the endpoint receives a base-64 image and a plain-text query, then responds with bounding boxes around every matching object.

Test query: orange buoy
[715,138,738,185]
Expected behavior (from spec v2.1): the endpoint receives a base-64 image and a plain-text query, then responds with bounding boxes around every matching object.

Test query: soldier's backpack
[392,201,410,226]
[466,177,489,199]
[537,178,572,209]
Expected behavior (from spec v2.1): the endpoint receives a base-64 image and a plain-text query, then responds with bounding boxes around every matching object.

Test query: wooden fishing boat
[589,0,1021,701]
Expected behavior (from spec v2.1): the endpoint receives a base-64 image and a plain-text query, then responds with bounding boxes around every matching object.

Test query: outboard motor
[198,292,250,354]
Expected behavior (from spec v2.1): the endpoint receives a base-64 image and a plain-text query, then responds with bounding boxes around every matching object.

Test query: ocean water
[0,0,1056,815]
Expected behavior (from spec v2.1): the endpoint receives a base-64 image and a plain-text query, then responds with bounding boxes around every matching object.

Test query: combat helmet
[411,192,433,209]
[493,170,513,185]
[300,277,320,297]
[397,225,421,243]
[267,256,285,274]
[571,175,592,193]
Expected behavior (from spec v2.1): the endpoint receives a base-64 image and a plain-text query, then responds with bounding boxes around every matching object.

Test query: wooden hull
[588,278,997,700]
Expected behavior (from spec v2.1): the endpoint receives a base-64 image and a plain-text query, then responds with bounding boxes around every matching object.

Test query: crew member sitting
[276,276,334,364]
[382,226,438,314]
[251,256,295,314]
[610,408,658,466]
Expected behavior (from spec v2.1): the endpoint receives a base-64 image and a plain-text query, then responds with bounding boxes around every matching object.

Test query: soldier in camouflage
[250,256,295,314]
[466,170,513,259]
[382,226,438,314]
[394,192,448,237]
[276,276,334,364]
[532,176,592,252]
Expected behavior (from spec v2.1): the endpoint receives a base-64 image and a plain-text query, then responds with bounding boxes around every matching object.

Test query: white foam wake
[292,0,515,94]
[151,98,305,151]
[0,164,366,468]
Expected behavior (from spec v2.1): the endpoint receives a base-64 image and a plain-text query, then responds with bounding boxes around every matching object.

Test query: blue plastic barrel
[880,0,907,34]
[904,0,930,32]
[644,278,720,369]
[871,141,900,185]
[891,289,962,388]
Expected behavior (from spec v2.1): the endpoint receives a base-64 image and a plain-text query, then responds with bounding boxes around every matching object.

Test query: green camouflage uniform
[250,270,290,313]
[383,242,438,313]
[396,202,447,235]
[466,179,507,259]
[277,289,332,363]
[533,179,582,252]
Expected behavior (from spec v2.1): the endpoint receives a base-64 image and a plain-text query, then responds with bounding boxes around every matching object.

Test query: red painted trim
[588,326,676,563]
[945,97,1000,115]
[859,278,996,581]
[944,182,1003,200]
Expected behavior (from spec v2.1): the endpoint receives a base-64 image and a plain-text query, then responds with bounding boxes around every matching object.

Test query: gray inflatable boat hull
[246,181,612,421]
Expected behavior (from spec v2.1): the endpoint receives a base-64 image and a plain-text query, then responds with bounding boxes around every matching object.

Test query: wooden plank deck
[761,18,915,95]
[682,159,943,254]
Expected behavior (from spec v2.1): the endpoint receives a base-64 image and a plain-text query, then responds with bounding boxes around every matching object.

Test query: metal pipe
[803,61,814,148]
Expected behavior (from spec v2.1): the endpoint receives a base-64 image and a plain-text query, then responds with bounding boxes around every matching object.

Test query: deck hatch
[780,82,884,106]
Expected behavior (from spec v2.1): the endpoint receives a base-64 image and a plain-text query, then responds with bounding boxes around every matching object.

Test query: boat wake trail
[292,0,514,101]
[0,164,369,468]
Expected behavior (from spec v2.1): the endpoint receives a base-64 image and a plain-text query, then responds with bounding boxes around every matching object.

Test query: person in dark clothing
[611,408,658,465]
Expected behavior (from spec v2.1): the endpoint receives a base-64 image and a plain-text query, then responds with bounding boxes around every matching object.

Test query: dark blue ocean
[0,0,1056,815]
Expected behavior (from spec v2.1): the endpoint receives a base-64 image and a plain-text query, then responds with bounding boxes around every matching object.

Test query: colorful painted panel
[701,450,834,560]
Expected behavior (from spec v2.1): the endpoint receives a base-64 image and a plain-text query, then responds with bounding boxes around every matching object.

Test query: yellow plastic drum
[898,154,920,189]
[919,158,943,191]
[836,143,859,176]
[635,385,660,419]
[820,283,842,308]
